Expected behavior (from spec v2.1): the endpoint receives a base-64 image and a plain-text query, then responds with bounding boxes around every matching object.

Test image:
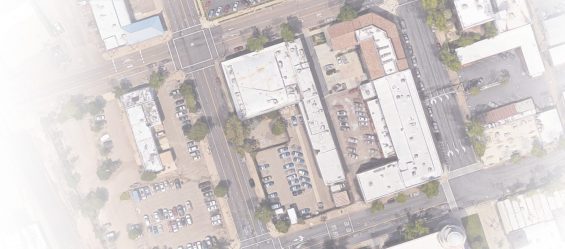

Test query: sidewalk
[196,0,287,28]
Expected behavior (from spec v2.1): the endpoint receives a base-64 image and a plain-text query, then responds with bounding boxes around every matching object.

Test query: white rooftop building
[355,25,398,75]
[456,24,545,77]
[549,43,565,66]
[90,0,164,50]
[121,87,164,172]
[493,0,531,32]
[543,14,565,47]
[537,109,564,145]
[221,42,303,120]
[357,70,442,201]
[222,39,345,185]
[454,0,495,30]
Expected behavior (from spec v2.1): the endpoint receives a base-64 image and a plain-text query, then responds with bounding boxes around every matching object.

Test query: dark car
[249,178,255,187]
[199,181,211,189]
[174,179,182,189]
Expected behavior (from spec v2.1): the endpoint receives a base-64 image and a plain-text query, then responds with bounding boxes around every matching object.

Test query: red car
[224,4,231,13]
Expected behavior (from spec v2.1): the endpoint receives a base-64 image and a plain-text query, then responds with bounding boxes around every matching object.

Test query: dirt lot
[325,89,384,200]
[255,106,333,217]
[247,114,289,150]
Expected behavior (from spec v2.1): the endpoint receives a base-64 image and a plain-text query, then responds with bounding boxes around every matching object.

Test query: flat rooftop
[120,87,164,172]
[221,41,304,119]
[357,70,442,201]
[494,0,531,32]
[456,24,544,77]
[543,14,565,47]
[90,0,164,50]
[549,43,565,66]
[480,98,536,126]
[454,0,495,30]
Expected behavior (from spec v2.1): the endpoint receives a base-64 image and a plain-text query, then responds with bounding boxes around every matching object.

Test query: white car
[188,146,199,152]
[232,1,239,11]
[186,214,193,225]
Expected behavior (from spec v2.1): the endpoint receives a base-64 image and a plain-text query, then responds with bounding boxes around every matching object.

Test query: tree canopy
[224,114,248,146]
[280,23,295,42]
[270,118,286,136]
[439,45,461,72]
[483,22,498,39]
[396,193,408,203]
[370,200,384,213]
[214,181,229,198]
[80,188,109,218]
[140,171,157,182]
[149,69,168,89]
[254,202,273,224]
[402,219,430,241]
[274,220,291,233]
[531,139,546,157]
[247,35,268,52]
[337,5,357,22]
[185,118,210,141]
[420,180,440,198]
[96,159,121,181]
[180,80,200,112]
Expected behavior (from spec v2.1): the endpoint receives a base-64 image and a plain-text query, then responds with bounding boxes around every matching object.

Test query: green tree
[466,120,485,138]
[402,219,430,241]
[120,191,131,201]
[270,118,286,135]
[149,69,168,89]
[531,139,546,157]
[280,23,295,42]
[420,180,440,198]
[471,138,486,157]
[254,202,273,224]
[337,5,357,22]
[180,80,200,112]
[247,35,268,52]
[422,0,444,10]
[274,220,291,233]
[140,171,157,182]
[469,86,481,96]
[224,114,248,146]
[370,200,384,213]
[96,159,121,181]
[426,9,448,31]
[454,32,482,47]
[396,193,408,203]
[60,95,87,120]
[483,22,498,39]
[127,224,143,240]
[439,45,461,71]
[85,96,106,115]
[214,181,229,197]
[80,188,109,218]
[185,118,210,141]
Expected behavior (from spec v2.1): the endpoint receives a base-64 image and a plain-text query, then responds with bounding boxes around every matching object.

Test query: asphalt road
[396,2,476,170]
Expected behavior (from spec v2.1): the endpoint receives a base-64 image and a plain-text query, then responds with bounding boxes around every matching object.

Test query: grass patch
[462,214,489,249]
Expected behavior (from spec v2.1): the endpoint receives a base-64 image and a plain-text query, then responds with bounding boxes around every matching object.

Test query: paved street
[396,2,476,170]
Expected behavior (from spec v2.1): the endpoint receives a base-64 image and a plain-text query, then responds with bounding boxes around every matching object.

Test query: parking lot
[460,50,553,114]
[203,0,268,20]
[128,178,226,248]
[255,106,333,219]
[326,89,383,168]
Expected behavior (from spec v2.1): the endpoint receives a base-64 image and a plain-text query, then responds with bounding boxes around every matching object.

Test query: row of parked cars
[187,140,202,160]
[198,181,223,226]
[175,235,218,249]
[148,200,194,234]
[131,178,182,202]
[170,89,190,125]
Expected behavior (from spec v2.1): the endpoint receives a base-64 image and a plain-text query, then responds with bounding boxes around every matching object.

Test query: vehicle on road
[249,178,256,187]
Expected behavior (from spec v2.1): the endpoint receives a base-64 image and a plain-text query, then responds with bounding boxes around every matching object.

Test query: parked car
[358,116,369,122]
[301,182,312,189]
[175,99,185,106]
[249,178,256,187]
[176,110,188,117]
[262,176,273,182]
[186,200,193,210]
[292,157,305,163]
[208,9,215,19]
[292,151,303,157]
[299,176,311,182]
[279,152,290,159]
[347,137,358,144]
[337,110,347,116]
[144,214,151,226]
[170,89,181,96]
[186,214,193,225]
[232,1,239,11]
[215,6,222,16]
[268,192,278,199]
[286,174,297,181]
[338,116,348,122]
[283,162,295,169]
[258,164,270,170]
[290,185,301,191]
[271,203,282,210]
[292,190,303,196]
[291,116,298,126]
[188,146,199,152]
[264,181,275,188]
[277,147,289,153]
[199,181,211,189]
[297,169,308,176]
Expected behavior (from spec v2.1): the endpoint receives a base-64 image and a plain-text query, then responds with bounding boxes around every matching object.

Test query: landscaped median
[462,214,489,249]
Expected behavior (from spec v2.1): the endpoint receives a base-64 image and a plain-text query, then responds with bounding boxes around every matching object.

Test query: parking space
[326,90,383,167]
[314,43,367,92]
[202,0,266,20]
[254,107,333,219]
[128,178,226,248]
[460,50,553,114]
